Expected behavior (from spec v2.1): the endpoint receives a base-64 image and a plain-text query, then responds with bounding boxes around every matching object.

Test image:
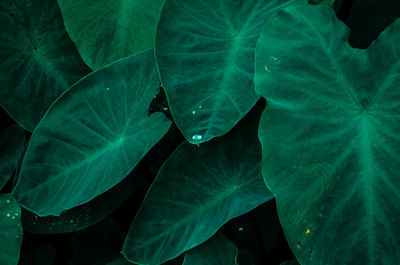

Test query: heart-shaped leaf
[0,0,91,131]
[156,0,305,144]
[122,106,272,265]
[0,194,22,265]
[13,49,171,216]
[57,0,165,70]
[256,4,400,265]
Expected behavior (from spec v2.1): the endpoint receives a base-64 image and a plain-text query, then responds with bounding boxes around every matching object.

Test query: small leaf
[183,233,238,265]
[57,0,165,70]
[0,125,25,190]
[256,4,400,265]
[13,49,171,216]
[0,194,22,265]
[156,0,306,144]
[0,0,91,131]
[122,106,272,265]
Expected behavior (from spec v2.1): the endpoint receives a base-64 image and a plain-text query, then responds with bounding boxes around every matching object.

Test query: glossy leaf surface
[156,0,305,144]
[0,194,22,265]
[0,0,91,131]
[122,107,273,265]
[0,125,25,189]
[256,4,400,265]
[14,49,171,216]
[58,0,165,70]
[182,233,238,265]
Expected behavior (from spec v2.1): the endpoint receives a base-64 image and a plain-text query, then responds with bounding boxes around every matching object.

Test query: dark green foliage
[0,0,399,264]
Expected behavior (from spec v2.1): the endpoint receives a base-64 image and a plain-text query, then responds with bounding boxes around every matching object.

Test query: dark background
[1,0,400,264]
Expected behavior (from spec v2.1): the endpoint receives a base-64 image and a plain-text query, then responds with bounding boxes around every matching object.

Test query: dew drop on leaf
[192,134,202,141]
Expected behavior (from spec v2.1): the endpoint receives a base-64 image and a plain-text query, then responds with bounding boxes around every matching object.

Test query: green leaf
[0,125,25,190]
[256,4,400,265]
[156,0,305,144]
[57,0,165,70]
[13,49,171,216]
[0,0,91,131]
[182,233,238,265]
[21,166,138,233]
[0,194,22,265]
[122,106,273,265]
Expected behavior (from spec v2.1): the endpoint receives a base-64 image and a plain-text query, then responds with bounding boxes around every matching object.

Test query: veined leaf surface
[0,0,90,131]
[122,106,272,265]
[156,0,305,144]
[57,0,165,70]
[256,4,400,265]
[13,49,171,216]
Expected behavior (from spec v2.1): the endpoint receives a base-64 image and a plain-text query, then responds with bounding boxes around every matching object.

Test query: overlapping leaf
[256,4,400,265]
[13,49,171,216]
[0,194,22,265]
[0,0,90,131]
[156,0,305,144]
[122,107,272,265]
[57,0,165,70]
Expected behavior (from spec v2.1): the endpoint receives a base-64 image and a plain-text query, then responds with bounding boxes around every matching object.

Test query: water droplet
[192,110,196,114]
[162,107,168,111]
[106,87,110,91]
[6,199,10,204]
[11,216,15,219]
[192,134,203,141]
[198,105,202,109]
[14,213,19,216]
[70,220,74,223]
[238,227,244,231]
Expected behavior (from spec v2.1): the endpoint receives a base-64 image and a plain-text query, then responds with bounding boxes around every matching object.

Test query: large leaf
[0,194,22,265]
[0,0,91,131]
[255,4,400,265]
[0,125,25,190]
[13,49,171,216]
[122,105,273,265]
[57,0,165,70]
[156,0,305,144]
[182,233,238,265]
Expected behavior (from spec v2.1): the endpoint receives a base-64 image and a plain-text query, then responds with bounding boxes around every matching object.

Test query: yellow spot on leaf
[264,65,270,72]
[305,228,311,234]
[6,213,11,217]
